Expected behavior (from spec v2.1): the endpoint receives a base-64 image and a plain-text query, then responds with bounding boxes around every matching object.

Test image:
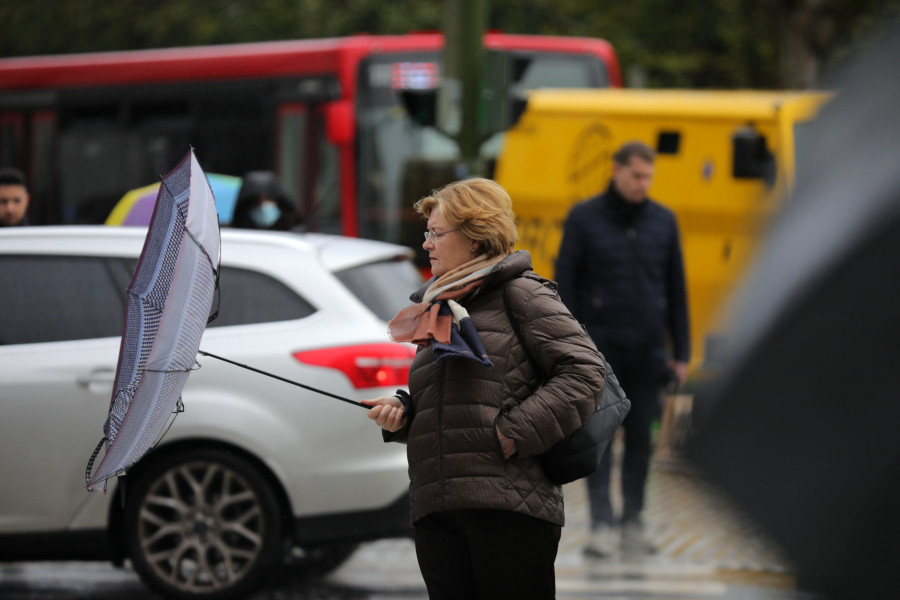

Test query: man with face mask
[230,171,300,231]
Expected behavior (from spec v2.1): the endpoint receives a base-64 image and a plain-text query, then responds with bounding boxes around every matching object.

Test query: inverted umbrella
[86,148,221,491]
[87,149,368,491]
[105,172,241,226]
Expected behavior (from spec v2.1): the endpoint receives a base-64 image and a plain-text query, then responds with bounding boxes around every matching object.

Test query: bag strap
[503,276,548,381]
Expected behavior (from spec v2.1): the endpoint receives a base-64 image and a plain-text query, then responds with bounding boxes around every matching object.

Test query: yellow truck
[494,88,832,378]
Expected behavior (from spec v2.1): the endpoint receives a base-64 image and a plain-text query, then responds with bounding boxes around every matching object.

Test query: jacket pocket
[494,407,512,459]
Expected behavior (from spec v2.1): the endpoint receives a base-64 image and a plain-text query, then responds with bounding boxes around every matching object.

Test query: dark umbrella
[686,18,900,600]
[86,149,221,491]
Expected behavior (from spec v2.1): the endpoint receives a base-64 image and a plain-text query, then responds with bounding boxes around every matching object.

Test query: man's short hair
[613,141,655,166]
[0,167,27,187]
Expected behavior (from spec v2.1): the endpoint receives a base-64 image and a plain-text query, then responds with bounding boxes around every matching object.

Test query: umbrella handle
[197,350,368,409]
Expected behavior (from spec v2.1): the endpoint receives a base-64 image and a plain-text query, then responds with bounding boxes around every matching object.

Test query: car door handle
[76,368,116,394]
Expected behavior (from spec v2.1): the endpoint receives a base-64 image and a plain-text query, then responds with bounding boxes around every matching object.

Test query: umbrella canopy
[106,172,240,226]
[87,148,220,491]
[686,18,900,600]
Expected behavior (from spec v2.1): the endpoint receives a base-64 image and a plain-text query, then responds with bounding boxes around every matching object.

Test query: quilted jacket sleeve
[498,277,607,457]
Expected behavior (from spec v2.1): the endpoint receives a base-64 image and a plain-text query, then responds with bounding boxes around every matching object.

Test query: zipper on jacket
[438,359,446,510]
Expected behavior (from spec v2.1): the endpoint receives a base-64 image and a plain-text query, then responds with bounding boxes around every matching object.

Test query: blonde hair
[414,178,518,257]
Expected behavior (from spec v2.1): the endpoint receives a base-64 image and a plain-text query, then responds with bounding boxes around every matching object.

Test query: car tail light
[292,344,416,389]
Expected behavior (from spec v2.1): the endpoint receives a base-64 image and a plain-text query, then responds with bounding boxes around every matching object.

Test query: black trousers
[586,346,664,525]
[414,509,561,600]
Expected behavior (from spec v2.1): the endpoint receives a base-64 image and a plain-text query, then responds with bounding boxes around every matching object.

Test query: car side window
[0,257,315,345]
[0,255,129,344]
[207,266,316,327]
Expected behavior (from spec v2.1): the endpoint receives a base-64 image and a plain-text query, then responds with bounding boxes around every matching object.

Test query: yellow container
[495,88,832,378]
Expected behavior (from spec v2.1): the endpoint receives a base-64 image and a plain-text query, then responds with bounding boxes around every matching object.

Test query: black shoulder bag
[503,277,631,485]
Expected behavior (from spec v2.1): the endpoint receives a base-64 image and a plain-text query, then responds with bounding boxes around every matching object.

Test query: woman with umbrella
[363,178,606,599]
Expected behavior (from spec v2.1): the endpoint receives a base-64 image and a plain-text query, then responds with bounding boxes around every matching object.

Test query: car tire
[123,447,284,600]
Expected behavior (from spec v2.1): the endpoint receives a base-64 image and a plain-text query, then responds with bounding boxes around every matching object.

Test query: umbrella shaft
[197,350,367,409]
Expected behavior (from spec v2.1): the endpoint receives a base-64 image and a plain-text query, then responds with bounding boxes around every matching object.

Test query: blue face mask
[250,201,281,228]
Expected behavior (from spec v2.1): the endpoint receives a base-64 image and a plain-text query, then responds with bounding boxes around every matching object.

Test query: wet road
[0,450,821,600]
[0,553,814,600]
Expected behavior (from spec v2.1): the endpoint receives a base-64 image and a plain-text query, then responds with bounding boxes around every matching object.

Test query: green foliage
[0,0,897,88]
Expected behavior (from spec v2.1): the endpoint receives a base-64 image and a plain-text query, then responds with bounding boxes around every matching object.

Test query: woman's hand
[361,396,408,432]
[496,426,517,459]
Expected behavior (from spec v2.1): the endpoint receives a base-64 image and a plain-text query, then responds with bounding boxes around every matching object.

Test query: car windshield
[334,257,423,321]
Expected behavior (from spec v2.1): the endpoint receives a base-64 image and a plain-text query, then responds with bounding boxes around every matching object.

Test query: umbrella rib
[180,218,222,325]
[197,350,367,409]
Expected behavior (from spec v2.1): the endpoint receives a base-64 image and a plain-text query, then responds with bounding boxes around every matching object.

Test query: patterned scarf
[389,254,506,365]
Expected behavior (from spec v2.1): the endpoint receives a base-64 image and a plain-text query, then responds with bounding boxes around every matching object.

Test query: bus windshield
[355,50,611,266]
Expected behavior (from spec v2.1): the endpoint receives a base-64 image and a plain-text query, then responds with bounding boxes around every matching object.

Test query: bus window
[511,54,606,93]
[58,103,142,223]
[315,121,341,234]
[194,88,274,177]
[356,50,612,269]
[30,111,57,224]
[481,53,607,167]
[277,103,340,233]
[1,112,24,167]
[278,105,308,227]
[356,52,458,247]
[54,82,278,223]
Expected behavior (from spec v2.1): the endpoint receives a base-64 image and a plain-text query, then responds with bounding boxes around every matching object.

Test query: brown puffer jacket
[386,251,606,526]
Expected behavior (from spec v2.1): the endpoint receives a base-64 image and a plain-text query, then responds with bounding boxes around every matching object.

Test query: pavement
[0,438,809,600]
[323,435,808,599]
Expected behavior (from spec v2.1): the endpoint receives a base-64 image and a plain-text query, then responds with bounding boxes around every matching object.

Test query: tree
[489,0,900,88]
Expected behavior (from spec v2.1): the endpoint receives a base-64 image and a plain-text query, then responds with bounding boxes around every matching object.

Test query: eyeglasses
[424,229,457,243]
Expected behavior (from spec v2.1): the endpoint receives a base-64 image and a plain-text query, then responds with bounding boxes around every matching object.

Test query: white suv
[0,226,420,600]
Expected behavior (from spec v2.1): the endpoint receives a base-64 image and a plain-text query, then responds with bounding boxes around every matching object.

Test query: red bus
[0,32,620,257]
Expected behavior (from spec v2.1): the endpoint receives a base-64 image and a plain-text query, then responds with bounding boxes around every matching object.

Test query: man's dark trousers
[586,346,663,525]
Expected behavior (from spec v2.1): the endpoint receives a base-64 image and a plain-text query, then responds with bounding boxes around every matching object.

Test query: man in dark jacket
[556,141,690,557]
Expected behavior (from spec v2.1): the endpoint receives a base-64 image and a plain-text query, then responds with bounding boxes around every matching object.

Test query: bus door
[276,102,341,234]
